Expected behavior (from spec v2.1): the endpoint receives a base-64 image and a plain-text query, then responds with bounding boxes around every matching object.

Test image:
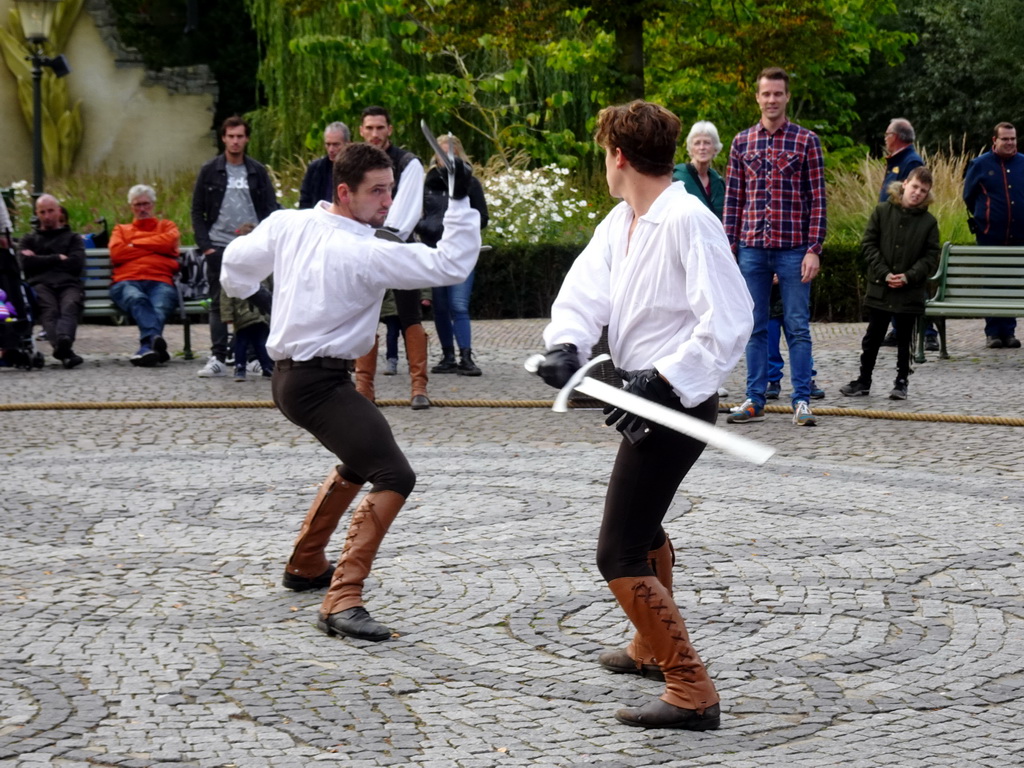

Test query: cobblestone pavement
[3,319,1023,767]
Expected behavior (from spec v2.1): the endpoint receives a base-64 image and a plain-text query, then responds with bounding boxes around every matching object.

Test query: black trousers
[272,359,416,496]
[205,247,229,360]
[860,308,915,384]
[32,282,84,346]
[392,288,423,331]
[595,395,718,582]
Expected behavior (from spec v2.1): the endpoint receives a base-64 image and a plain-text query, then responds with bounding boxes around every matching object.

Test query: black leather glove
[441,158,473,200]
[247,286,273,315]
[603,367,676,437]
[536,343,580,389]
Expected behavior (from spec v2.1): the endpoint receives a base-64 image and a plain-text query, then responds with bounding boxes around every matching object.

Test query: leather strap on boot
[404,323,429,399]
[624,538,675,669]
[286,467,363,579]
[608,576,718,712]
[355,335,378,402]
[320,490,404,616]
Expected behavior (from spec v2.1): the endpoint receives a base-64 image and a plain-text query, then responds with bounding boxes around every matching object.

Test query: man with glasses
[963,122,1024,348]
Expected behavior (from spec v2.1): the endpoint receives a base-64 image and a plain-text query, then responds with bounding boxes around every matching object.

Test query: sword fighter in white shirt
[534,101,753,729]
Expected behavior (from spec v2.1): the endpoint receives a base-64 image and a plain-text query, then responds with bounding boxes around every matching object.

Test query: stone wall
[0,0,218,184]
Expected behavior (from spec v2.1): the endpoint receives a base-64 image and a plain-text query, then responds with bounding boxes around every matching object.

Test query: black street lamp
[14,0,71,200]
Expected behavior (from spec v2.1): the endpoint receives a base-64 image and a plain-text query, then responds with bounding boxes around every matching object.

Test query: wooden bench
[82,247,209,360]
[915,242,1024,362]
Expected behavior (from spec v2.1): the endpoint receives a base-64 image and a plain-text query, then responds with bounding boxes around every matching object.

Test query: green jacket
[861,199,940,315]
[220,278,272,332]
[672,163,724,220]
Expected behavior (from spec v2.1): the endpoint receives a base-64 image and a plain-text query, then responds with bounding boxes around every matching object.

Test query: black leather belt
[276,357,352,371]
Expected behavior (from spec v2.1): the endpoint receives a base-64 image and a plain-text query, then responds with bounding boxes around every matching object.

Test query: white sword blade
[573,377,776,465]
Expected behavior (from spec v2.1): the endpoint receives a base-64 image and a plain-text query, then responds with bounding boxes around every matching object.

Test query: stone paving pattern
[2,318,1023,767]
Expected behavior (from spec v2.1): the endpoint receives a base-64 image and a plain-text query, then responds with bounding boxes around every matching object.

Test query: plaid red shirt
[724,119,827,255]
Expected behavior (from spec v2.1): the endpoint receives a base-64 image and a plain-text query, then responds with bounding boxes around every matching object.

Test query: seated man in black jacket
[19,194,86,368]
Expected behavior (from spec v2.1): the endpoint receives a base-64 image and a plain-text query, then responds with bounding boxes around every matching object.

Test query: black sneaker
[1003,335,1022,349]
[882,331,897,347]
[765,380,781,400]
[152,335,170,363]
[889,378,908,400]
[839,379,870,397]
[924,335,940,352]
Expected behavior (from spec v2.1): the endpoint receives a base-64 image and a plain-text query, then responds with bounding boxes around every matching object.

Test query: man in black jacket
[190,116,279,376]
[18,194,85,368]
[299,122,350,209]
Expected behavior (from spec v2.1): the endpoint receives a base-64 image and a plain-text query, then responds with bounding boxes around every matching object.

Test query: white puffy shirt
[543,182,753,408]
[221,199,480,361]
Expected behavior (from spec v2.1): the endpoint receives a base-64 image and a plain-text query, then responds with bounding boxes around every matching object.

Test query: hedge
[472,242,870,322]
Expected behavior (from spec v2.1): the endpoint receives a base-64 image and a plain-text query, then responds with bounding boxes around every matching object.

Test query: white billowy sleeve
[383,158,424,241]
[542,215,614,364]
[653,213,754,406]
[221,211,280,299]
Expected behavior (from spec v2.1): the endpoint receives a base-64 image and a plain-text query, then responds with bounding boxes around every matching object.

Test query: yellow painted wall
[0,0,217,185]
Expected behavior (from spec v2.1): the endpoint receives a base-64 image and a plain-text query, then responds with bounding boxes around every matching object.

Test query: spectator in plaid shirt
[724,66,826,427]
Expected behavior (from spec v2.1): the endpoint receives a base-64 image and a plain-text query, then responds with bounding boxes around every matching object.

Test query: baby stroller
[0,239,44,369]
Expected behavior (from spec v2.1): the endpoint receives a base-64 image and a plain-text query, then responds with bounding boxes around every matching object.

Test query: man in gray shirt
[191,116,279,377]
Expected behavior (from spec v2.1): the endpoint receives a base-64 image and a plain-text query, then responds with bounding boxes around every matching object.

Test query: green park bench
[916,242,1024,362]
[82,247,209,360]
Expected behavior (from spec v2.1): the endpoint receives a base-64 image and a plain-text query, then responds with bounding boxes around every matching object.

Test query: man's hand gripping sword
[525,354,776,465]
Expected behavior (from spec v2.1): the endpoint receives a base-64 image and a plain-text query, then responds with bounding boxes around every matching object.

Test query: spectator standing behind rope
[673,121,725,220]
[416,134,489,376]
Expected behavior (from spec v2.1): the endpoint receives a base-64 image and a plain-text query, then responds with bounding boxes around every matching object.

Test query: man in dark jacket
[841,167,940,400]
[299,122,350,209]
[963,121,1024,349]
[18,194,85,368]
[190,116,280,376]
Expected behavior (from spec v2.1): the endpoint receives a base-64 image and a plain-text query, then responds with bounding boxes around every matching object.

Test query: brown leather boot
[354,335,378,402]
[404,323,430,409]
[318,490,404,641]
[598,539,674,681]
[607,576,720,729]
[282,467,363,591]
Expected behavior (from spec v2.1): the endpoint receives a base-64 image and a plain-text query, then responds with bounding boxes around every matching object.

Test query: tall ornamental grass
[827,150,974,247]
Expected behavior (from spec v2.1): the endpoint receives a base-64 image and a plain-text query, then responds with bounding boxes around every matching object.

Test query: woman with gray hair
[672,121,725,220]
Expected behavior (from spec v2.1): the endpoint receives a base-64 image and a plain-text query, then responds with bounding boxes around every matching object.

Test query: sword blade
[572,377,776,465]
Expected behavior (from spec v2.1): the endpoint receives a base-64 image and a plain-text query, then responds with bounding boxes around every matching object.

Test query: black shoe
[765,380,781,400]
[597,648,665,681]
[889,378,908,400]
[282,566,333,592]
[839,379,870,396]
[411,394,431,410]
[317,606,392,641]
[54,335,72,361]
[615,700,721,730]
[431,350,458,374]
[152,335,170,363]
[924,335,940,352]
[457,348,481,376]
[62,351,84,369]
[986,336,1004,349]
[1003,335,1021,349]
[882,331,897,347]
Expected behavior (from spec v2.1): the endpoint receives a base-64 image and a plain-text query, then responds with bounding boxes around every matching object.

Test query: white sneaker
[792,400,817,427]
[247,359,263,375]
[197,356,227,378]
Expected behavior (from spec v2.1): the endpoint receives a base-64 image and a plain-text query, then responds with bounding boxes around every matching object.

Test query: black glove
[603,367,676,437]
[441,158,473,200]
[536,343,580,389]
[247,286,273,315]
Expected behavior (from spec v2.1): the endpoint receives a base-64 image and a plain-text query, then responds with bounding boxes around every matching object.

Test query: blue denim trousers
[431,270,475,351]
[767,316,818,383]
[738,247,813,406]
[109,280,178,343]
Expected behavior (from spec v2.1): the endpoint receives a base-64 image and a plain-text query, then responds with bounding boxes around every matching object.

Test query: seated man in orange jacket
[109,184,181,366]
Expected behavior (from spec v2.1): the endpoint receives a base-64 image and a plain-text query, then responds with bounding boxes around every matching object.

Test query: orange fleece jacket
[109,218,181,285]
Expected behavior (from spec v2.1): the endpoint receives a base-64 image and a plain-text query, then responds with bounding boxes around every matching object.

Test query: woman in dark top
[672,121,725,220]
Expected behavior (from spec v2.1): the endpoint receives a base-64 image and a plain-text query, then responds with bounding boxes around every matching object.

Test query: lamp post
[15,0,66,201]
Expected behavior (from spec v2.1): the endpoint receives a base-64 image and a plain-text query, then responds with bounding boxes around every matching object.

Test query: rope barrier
[2,398,1023,426]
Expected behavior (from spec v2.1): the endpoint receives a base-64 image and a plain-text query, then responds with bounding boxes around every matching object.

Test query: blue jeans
[109,280,178,343]
[767,316,818,383]
[738,247,813,407]
[432,271,475,351]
